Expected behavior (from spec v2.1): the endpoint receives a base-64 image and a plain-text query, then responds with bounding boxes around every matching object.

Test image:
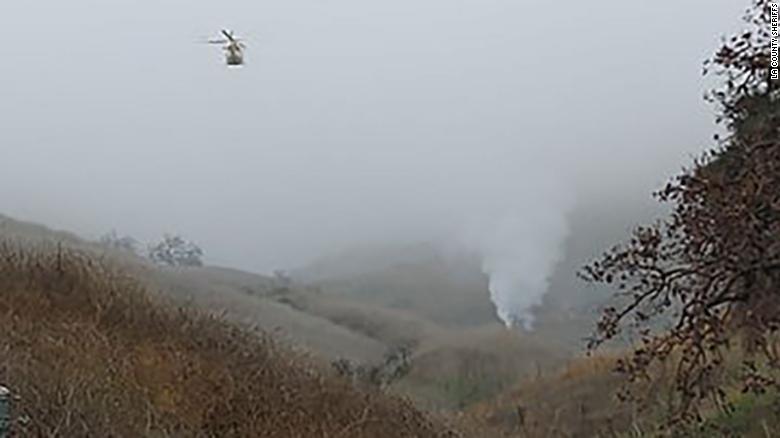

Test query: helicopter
[208,30,246,66]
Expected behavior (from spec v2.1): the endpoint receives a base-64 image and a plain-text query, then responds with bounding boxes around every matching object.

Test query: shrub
[147,234,204,267]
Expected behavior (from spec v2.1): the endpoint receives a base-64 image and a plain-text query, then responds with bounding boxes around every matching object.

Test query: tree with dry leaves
[580,0,779,425]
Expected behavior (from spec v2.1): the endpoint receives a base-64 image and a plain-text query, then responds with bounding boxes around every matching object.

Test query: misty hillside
[0,234,459,437]
[296,242,500,328]
[0,214,388,363]
[532,196,665,348]
[3,201,778,436]
[0,213,575,429]
[0,213,101,248]
[0,188,661,408]
[0,213,575,412]
[294,196,662,350]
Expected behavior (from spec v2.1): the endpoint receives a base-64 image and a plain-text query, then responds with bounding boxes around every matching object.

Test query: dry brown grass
[0,239,461,437]
[395,327,568,412]
[465,349,780,437]
[465,354,643,437]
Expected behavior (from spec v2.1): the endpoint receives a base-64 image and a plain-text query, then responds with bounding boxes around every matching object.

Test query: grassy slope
[295,242,500,328]
[0,213,388,363]
[152,267,387,363]
[0,214,579,420]
[0,238,460,437]
[290,244,580,411]
[466,355,638,437]
[398,326,568,411]
[467,352,780,438]
[0,215,567,415]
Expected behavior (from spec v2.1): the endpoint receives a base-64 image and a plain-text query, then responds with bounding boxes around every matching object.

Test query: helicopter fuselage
[224,44,244,66]
[226,52,243,66]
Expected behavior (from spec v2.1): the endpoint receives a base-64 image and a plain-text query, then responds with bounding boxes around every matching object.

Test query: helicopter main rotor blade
[222,29,235,42]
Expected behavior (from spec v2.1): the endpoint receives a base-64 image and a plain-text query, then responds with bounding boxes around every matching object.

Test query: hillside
[5,197,774,437]
[467,352,780,438]
[0,196,662,415]
[532,196,664,350]
[294,198,662,353]
[0,214,388,363]
[0,236,460,437]
[151,267,388,363]
[0,210,667,425]
[0,215,577,413]
[295,242,500,328]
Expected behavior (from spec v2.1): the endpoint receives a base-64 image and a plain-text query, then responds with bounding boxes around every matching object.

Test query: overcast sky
[1,0,745,278]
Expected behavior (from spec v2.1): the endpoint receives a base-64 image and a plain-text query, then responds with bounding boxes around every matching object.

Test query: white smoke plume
[457,168,574,329]
[478,211,570,328]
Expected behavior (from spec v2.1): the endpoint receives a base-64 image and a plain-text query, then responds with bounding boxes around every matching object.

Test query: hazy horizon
[0,0,746,323]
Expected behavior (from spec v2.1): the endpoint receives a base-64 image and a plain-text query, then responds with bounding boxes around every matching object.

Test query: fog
[0,1,744,324]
